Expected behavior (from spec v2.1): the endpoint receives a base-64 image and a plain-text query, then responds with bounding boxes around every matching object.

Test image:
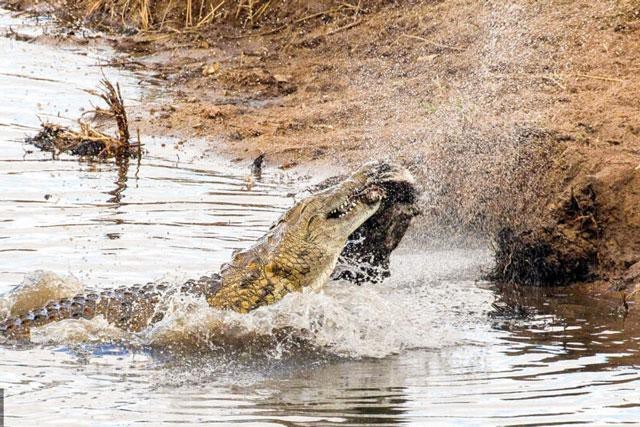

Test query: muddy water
[2,9,640,426]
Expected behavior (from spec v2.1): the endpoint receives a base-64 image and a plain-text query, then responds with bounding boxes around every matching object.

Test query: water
[2,9,640,426]
[0,11,295,288]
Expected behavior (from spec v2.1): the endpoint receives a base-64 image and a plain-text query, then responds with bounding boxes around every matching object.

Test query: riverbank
[4,0,640,294]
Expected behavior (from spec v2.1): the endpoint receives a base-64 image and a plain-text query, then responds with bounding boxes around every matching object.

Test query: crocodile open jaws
[1,161,418,340]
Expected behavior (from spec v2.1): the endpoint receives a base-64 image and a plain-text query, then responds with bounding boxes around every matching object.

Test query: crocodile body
[1,162,418,339]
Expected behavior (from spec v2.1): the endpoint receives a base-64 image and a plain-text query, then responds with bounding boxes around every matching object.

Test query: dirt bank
[4,0,640,293]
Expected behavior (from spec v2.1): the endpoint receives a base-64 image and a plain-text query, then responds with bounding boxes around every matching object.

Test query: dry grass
[9,0,375,32]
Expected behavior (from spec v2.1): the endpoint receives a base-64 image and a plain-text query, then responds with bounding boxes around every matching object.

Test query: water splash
[0,270,83,318]
[0,247,494,358]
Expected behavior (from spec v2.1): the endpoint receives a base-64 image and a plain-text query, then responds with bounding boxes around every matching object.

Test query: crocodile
[0,161,418,340]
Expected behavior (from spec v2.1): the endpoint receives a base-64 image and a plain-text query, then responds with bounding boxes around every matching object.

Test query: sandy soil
[5,0,640,295]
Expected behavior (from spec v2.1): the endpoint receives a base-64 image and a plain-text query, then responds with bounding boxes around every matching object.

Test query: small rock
[273,74,290,83]
[202,62,221,77]
[279,160,298,170]
[417,54,438,62]
[203,105,239,120]
[251,153,265,176]
[204,106,226,120]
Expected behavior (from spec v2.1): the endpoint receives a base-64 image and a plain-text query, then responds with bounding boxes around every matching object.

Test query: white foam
[1,247,495,357]
[0,270,83,318]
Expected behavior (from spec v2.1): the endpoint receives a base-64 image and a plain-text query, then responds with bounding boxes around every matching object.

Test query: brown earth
[5,0,640,297]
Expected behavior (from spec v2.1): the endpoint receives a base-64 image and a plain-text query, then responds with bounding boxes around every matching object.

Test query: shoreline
[3,1,639,298]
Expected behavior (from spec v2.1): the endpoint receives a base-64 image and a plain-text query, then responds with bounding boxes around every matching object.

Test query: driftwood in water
[26,79,141,159]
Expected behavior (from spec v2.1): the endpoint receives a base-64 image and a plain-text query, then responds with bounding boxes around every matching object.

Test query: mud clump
[492,148,640,287]
[26,79,141,159]
[492,184,599,286]
[27,123,134,158]
[216,67,298,98]
[492,227,596,286]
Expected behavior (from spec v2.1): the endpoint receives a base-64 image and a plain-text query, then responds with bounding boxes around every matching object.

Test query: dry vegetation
[9,0,379,32]
[27,79,141,159]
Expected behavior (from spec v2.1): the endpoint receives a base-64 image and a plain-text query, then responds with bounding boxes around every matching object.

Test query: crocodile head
[207,161,416,312]
[293,162,412,254]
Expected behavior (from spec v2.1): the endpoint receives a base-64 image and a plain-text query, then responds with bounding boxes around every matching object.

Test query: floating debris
[26,79,141,159]
[251,152,265,176]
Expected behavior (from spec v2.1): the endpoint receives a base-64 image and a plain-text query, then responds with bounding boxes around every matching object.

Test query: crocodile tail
[0,275,222,340]
[0,283,162,340]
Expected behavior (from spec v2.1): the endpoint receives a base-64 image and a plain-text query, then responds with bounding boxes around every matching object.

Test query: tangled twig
[27,78,141,160]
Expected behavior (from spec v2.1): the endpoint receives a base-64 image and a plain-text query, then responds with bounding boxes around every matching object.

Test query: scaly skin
[1,162,416,339]
[0,275,221,339]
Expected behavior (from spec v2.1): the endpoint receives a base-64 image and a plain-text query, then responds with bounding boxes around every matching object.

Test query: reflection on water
[2,8,640,426]
[493,283,640,369]
[107,156,134,205]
